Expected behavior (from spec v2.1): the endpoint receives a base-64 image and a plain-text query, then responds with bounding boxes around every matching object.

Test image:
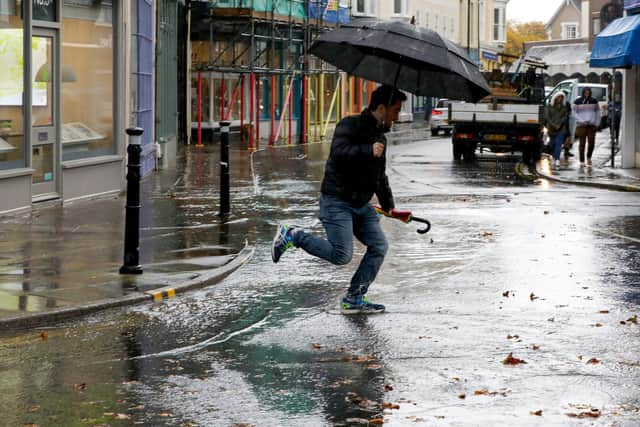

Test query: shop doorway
[31,28,59,201]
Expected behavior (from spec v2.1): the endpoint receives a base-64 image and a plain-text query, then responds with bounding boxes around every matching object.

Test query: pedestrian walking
[572,87,601,168]
[561,90,574,159]
[545,91,569,168]
[271,85,407,314]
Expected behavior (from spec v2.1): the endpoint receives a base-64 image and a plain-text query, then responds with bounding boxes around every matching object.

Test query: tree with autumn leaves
[504,21,548,57]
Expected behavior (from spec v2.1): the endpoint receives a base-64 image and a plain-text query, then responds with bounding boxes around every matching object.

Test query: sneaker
[579,162,586,168]
[340,295,386,314]
[271,224,297,263]
[587,159,593,168]
[567,151,575,157]
[554,160,560,168]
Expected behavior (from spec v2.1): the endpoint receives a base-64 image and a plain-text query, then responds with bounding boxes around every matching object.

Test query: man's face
[382,100,403,130]
[584,89,591,98]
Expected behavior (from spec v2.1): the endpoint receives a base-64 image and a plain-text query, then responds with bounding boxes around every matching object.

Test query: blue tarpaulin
[590,14,640,68]
[308,0,350,24]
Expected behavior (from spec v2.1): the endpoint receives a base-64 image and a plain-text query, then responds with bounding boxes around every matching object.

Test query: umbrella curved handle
[410,216,431,234]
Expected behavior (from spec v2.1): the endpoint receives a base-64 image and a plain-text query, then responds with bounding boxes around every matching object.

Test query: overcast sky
[506,0,563,23]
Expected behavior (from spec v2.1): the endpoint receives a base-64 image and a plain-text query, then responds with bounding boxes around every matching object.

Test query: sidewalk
[534,130,640,192]
[0,144,256,331]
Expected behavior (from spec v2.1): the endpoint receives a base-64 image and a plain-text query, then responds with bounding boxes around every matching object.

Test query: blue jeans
[293,194,388,297]
[549,133,565,161]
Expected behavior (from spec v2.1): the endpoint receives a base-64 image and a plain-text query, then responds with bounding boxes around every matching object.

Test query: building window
[435,14,438,32]
[425,11,429,28]
[393,0,408,16]
[593,17,601,36]
[451,17,455,37]
[62,0,115,161]
[493,7,505,42]
[0,1,26,170]
[561,22,579,39]
[443,16,447,34]
[355,0,375,16]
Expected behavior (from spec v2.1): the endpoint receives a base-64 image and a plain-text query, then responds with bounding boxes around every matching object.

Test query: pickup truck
[448,56,547,164]
[448,100,544,164]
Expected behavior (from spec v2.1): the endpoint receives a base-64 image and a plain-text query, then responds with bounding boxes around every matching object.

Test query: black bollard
[119,127,144,275]
[219,121,231,217]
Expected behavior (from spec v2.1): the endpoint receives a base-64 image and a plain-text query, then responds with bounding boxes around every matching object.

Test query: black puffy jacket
[320,109,395,211]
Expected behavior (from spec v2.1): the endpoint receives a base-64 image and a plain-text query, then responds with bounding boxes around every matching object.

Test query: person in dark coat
[545,91,569,167]
[271,85,407,314]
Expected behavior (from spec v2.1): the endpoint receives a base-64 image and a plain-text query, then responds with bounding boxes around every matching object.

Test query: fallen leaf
[384,384,394,391]
[566,408,600,418]
[507,334,519,340]
[114,414,131,420]
[73,383,87,391]
[435,415,446,419]
[345,419,368,426]
[620,320,627,325]
[503,353,527,365]
[458,394,466,399]
[159,412,173,417]
[532,344,540,350]
[599,310,610,314]
[593,323,603,327]
[380,402,400,410]
[474,389,489,395]
[628,315,638,324]
[530,292,539,301]
[502,291,510,298]
[352,355,377,363]
[39,332,48,341]
[530,410,543,416]
[452,377,460,381]
[587,358,600,365]
[366,364,382,370]
[369,418,385,425]
[481,231,493,237]
[312,343,322,349]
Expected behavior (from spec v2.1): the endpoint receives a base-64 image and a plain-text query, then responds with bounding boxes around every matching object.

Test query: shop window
[0,1,26,170]
[61,0,114,161]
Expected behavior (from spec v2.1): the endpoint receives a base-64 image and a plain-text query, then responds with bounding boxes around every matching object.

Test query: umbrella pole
[319,74,325,140]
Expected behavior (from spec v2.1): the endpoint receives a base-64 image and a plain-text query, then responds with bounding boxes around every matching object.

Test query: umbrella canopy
[309,19,491,102]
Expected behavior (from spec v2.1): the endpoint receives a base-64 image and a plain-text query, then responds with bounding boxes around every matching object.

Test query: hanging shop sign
[33,0,57,22]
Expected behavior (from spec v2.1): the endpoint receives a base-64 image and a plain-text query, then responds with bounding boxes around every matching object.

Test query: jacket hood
[551,91,566,106]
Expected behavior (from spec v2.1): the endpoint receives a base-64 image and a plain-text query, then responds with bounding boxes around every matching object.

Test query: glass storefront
[61,0,114,161]
[0,1,25,170]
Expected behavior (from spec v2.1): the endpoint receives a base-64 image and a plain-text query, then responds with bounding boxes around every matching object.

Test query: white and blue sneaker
[271,224,298,263]
[340,295,385,315]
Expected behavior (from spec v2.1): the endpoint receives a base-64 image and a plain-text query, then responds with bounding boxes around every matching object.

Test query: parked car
[545,80,609,130]
[430,99,463,136]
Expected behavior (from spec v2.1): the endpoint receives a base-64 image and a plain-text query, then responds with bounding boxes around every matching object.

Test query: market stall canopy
[590,14,640,68]
[309,19,491,102]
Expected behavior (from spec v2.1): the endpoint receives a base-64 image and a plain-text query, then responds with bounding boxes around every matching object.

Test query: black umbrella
[309,19,491,102]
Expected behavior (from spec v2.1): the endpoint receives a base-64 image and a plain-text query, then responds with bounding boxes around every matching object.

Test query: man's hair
[368,85,407,110]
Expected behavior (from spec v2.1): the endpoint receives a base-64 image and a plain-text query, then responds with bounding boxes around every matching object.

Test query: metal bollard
[119,127,144,275]
[219,121,231,217]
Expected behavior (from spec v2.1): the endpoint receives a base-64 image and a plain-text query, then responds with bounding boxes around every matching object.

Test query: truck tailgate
[449,103,541,124]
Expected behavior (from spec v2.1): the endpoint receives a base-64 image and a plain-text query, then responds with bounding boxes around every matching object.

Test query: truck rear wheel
[453,142,463,160]
[462,144,476,161]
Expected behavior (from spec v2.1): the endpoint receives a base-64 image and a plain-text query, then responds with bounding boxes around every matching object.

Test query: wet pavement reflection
[1,133,639,426]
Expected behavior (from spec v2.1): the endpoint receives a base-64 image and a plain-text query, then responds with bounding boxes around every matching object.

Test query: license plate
[484,134,507,142]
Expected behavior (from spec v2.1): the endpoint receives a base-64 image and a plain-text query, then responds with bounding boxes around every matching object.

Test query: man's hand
[373,142,385,158]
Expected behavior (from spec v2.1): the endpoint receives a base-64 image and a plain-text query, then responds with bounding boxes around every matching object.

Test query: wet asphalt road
[1,133,639,426]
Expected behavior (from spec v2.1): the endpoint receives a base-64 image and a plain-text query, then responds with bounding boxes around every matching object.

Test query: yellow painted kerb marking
[146,288,177,301]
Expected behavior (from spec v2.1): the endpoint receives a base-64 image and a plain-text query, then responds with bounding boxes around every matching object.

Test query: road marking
[588,227,640,244]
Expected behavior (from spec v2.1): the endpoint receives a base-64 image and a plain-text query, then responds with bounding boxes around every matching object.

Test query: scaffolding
[190,0,357,149]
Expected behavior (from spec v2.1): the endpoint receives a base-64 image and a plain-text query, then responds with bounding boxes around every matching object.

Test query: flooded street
[1,135,639,426]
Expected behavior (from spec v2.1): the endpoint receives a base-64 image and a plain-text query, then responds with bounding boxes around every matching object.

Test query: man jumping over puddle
[271,85,407,315]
